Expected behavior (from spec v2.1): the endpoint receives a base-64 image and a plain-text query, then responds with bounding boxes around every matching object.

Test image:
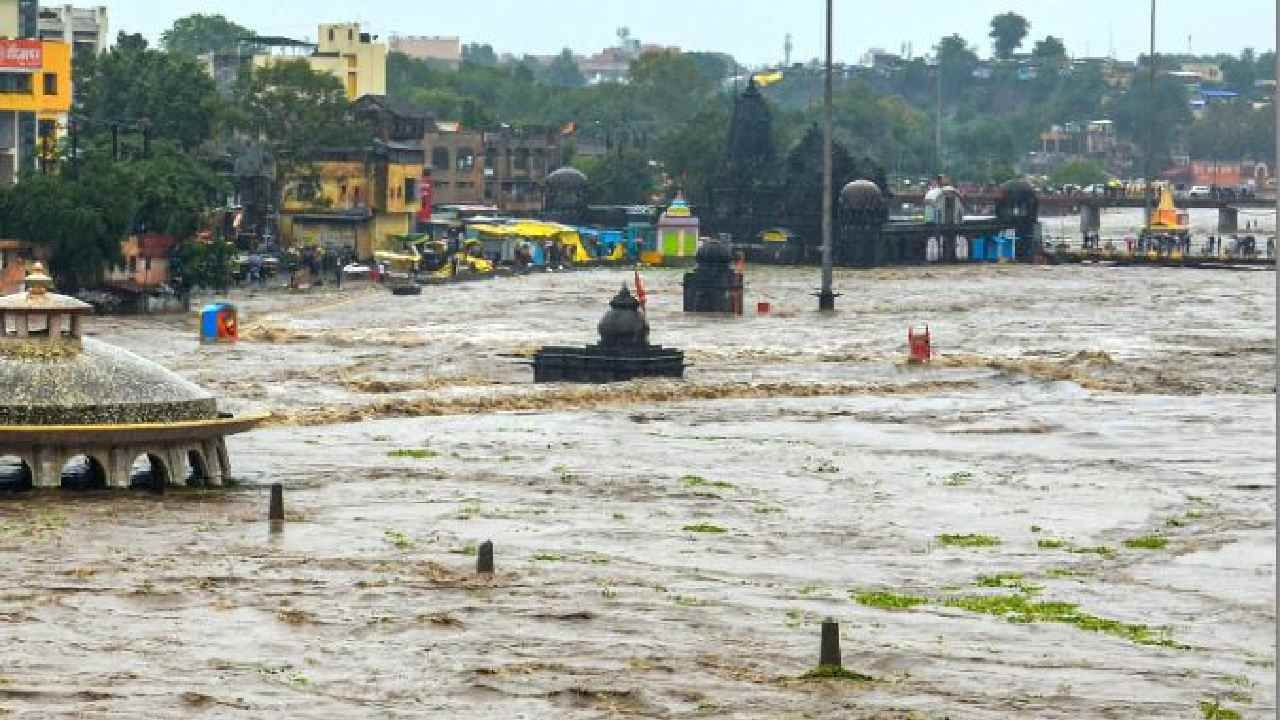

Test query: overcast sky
[117,1,1274,65]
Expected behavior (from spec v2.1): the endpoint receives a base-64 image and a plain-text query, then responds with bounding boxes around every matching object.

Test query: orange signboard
[0,40,42,69]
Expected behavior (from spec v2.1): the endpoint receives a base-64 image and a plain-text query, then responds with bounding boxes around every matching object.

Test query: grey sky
[118,1,1274,65]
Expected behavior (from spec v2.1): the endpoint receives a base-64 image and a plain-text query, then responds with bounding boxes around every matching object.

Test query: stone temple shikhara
[0,264,261,490]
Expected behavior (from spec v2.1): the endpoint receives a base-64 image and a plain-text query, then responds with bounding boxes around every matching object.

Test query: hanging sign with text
[0,40,42,69]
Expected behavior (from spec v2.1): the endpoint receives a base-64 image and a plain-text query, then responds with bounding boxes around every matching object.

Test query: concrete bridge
[895,192,1275,235]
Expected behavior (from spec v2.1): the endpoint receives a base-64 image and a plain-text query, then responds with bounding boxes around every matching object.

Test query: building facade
[388,34,460,68]
[422,125,562,213]
[37,4,107,55]
[242,23,386,100]
[278,142,424,260]
[0,38,72,184]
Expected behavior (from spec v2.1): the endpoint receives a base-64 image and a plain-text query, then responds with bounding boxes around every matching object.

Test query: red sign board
[0,40,42,69]
[417,175,433,222]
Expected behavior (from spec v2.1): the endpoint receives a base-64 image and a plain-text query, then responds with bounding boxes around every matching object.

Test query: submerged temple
[532,284,685,382]
[0,264,261,490]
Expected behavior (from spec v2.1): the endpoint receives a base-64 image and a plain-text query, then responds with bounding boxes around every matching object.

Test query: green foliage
[1032,36,1068,68]
[989,12,1031,59]
[0,164,131,290]
[572,149,657,204]
[1051,159,1108,188]
[76,33,223,150]
[1037,538,1068,549]
[177,238,236,292]
[545,49,585,88]
[160,13,251,55]
[655,101,730,204]
[937,533,1001,548]
[234,60,371,193]
[1111,69,1194,170]
[462,43,498,68]
[1188,100,1275,161]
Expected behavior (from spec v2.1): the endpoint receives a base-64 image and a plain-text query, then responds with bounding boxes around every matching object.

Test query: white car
[1188,186,1212,199]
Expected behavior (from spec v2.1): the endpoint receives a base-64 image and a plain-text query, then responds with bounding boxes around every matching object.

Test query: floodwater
[0,265,1274,719]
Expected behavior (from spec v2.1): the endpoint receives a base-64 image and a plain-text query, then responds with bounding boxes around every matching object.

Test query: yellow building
[250,23,386,100]
[0,38,71,184]
[279,142,424,260]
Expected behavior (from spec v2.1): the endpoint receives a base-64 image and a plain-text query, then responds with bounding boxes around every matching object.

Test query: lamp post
[1144,0,1156,229]
[817,0,836,311]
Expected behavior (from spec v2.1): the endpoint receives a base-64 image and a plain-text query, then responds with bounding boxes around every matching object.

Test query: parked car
[1188,185,1212,199]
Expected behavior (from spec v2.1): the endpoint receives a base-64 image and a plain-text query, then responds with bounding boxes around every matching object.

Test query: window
[403,176,417,202]
[432,147,450,170]
[514,148,530,171]
[128,256,138,273]
[42,72,56,96]
[348,29,353,42]
[0,73,33,94]
[329,28,335,42]
[455,147,475,171]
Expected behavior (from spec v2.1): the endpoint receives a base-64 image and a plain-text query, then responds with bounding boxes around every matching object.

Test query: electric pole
[818,0,836,311]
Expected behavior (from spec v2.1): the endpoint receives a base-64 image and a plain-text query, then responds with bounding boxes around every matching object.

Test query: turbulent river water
[0,265,1274,719]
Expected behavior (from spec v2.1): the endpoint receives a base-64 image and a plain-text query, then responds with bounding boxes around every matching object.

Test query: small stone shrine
[0,264,262,490]
[533,284,685,382]
[682,239,743,314]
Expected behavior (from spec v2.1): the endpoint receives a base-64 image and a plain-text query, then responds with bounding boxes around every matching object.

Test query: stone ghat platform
[531,346,686,383]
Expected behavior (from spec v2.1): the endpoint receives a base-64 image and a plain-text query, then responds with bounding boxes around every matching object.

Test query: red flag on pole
[634,266,647,309]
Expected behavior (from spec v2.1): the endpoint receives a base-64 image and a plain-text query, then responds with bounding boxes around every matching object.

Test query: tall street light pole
[818,0,836,311]
[1144,0,1156,229]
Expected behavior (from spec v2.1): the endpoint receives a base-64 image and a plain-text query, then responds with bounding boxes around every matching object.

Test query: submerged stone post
[268,483,284,524]
[476,540,494,574]
[819,618,842,667]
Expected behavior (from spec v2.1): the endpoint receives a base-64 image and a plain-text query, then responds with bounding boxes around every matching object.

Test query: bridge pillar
[1079,204,1101,237]
[1218,206,1239,234]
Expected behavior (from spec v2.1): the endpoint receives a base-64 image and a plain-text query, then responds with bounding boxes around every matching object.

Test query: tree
[630,50,716,125]
[123,142,228,240]
[75,32,223,150]
[934,34,978,98]
[572,148,656,204]
[161,13,251,55]
[237,60,369,179]
[1032,36,1068,69]
[0,164,133,289]
[989,12,1031,59]
[1112,71,1194,171]
[462,43,498,68]
[1051,159,1108,187]
[1221,49,1258,92]
[654,101,731,204]
[546,49,585,88]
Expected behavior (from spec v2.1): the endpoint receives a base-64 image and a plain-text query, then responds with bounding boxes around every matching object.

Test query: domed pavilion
[0,264,262,490]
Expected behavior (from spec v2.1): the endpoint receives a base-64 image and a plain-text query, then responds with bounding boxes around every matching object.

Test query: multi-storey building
[0,1,71,184]
[37,4,107,55]
[421,124,564,213]
[388,35,460,68]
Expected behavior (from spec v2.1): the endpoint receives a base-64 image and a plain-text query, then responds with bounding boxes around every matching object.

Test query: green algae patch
[943,593,1183,648]
[975,573,1042,594]
[1200,699,1242,720]
[854,591,927,610]
[1037,538,1068,549]
[682,523,727,534]
[799,665,874,682]
[938,533,1001,548]
[681,475,736,490]
[387,448,439,460]
[1123,534,1169,550]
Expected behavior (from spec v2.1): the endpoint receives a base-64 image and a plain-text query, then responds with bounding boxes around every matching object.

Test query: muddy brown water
[0,265,1274,718]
